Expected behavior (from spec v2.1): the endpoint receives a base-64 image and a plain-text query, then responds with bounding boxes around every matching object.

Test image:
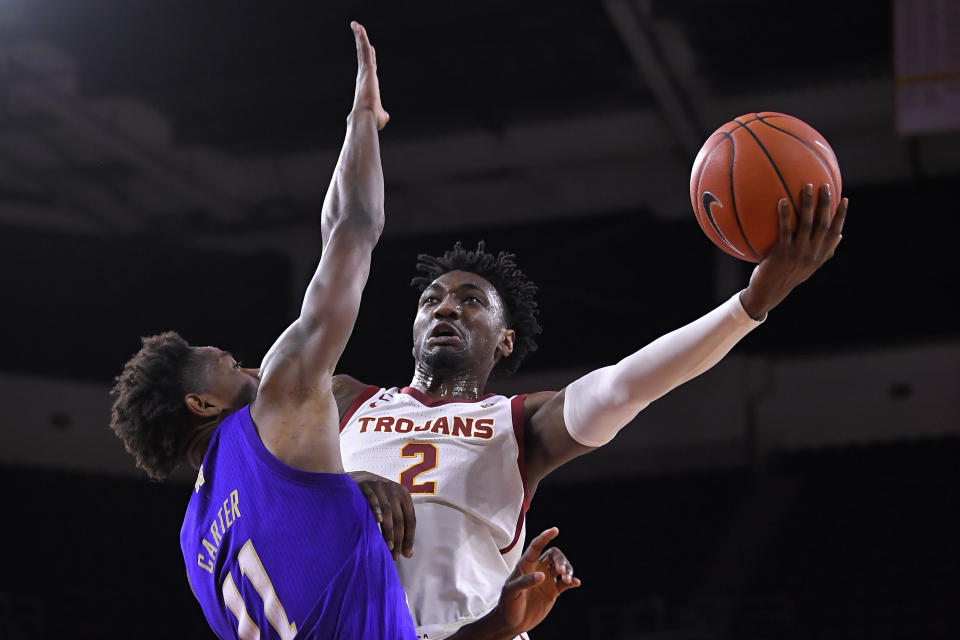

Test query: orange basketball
[689,112,842,262]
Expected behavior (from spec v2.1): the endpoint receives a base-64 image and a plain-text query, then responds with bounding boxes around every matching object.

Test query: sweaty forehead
[427,270,499,297]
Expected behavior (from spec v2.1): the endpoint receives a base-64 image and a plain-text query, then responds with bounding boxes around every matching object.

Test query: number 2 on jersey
[399,442,438,494]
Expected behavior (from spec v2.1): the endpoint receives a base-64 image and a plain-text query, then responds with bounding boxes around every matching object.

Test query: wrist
[451,608,516,640]
[346,107,376,124]
[738,287,772,322]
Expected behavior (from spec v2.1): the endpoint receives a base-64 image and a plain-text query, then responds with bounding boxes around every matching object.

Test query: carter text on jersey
[197,489,242,574]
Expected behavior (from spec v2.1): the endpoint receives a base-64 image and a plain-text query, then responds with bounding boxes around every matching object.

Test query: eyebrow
[460,283,488,294]
[424,282,488,295]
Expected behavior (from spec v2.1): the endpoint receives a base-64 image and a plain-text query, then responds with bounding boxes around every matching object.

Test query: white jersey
[340,385,530,639]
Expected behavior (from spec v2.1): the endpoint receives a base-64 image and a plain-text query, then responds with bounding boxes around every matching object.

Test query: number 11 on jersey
[399,442,438,494]
[222,539,297,640]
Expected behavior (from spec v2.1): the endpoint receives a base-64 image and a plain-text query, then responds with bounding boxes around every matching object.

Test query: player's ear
[185,394,220,418]
[495,329,515,362]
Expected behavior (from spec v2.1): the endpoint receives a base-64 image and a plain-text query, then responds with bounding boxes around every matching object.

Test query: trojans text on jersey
[353,414,494,439]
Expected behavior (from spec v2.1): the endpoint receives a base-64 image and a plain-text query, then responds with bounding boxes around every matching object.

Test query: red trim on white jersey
[398,386,498,407]
[338,385,380,432]
[499,393,530,555]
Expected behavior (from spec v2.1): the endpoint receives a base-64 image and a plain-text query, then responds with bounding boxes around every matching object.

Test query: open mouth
[428,323,462,344]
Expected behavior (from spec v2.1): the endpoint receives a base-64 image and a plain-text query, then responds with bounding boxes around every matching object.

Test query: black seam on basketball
[692,133,728,211]
[728,116,759,132]
[743,114,799,216]
[725,120,764,259]
[755,114,839,193]
[693,116,762,259]
[736,114,798,223]
[695,132,747,257]
[691,133,723,229]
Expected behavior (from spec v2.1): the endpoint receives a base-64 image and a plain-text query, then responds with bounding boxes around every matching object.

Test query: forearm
[320,108,385,245]
[279,110,384,368]
[563,290,762,446]
[296,108,384,324]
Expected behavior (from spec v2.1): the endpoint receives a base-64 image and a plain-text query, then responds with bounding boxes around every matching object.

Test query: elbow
[576,367,651,423]
[322,204,384,245]
[590,367,634,407]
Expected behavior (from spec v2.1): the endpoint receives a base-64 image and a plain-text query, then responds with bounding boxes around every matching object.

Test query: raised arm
[251,22,390,472]
[524,184,848,487]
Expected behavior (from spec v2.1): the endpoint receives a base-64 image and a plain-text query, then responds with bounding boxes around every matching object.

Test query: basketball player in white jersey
[335,175,846,638]
[334,179,847,640]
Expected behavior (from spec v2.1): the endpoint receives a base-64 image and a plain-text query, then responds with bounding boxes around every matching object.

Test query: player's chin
[239,381,259,406]
[421,345,468,370]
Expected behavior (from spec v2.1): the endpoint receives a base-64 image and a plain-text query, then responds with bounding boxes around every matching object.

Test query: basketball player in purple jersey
[110,22,580,640]
[336,174,848,634]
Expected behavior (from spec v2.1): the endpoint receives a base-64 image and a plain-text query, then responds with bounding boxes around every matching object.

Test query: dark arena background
[2,1,959,639]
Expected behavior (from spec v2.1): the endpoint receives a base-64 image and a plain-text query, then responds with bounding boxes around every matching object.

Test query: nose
[433,294,461,319]
[243,367,260,381]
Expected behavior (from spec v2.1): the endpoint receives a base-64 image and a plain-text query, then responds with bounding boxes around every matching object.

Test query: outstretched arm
[525,185,848,486]
[251,22,390,472]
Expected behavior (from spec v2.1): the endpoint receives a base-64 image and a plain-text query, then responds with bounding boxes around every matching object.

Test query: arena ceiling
[1,0,958,386]
[1,0,956,240]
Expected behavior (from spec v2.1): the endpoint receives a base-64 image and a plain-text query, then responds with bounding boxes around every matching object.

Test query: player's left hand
[492,527,581,635]
[350,21,390,130]
[739,182,848,319]
[348,470,416,560]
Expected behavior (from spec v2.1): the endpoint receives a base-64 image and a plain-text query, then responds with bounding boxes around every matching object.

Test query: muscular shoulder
[249,372,343,473]
[332,374,372,420]
[521,390,559,421]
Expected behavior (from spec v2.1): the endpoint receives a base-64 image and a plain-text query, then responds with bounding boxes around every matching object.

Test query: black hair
[109,331,206,480]
[411,241,541,376]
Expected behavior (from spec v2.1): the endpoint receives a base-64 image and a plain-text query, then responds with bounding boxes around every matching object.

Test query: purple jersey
[181,405,416,640]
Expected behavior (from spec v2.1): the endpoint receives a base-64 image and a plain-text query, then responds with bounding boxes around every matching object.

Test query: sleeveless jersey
[339,386,530,639]
[181,405,416,640]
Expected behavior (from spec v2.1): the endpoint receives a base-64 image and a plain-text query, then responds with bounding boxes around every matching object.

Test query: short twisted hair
[411,241,542,376]
[109,331,206,480]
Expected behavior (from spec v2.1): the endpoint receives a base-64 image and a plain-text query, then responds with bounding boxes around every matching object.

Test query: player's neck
[408,362,489,400]
[182,419,221,470]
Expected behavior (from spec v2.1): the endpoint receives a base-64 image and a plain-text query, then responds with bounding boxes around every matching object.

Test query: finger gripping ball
[689,112,842,262]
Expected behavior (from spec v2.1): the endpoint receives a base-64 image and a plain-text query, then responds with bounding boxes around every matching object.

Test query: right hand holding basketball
[350,21,390,130]
[739,183,848,320]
